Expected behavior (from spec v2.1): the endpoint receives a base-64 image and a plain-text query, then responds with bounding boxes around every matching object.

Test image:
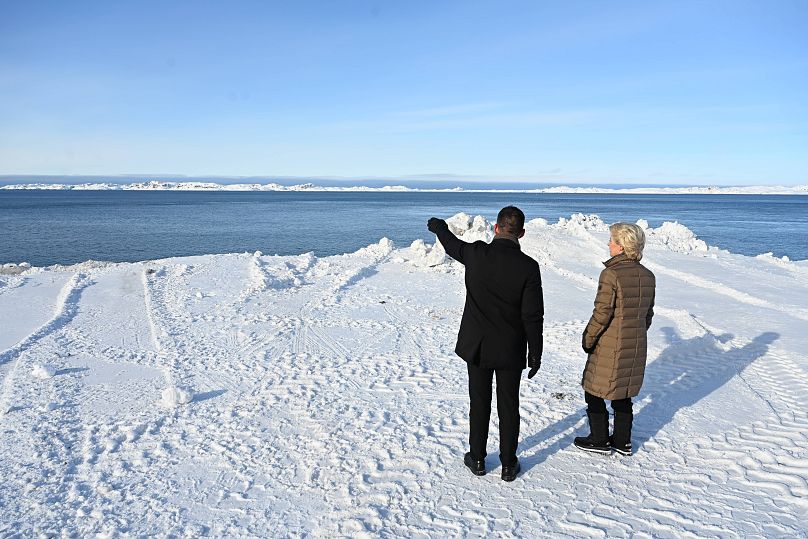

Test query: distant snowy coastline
[2,180,808,195]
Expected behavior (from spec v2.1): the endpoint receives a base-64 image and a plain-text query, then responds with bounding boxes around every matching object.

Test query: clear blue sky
[1,0,806,184]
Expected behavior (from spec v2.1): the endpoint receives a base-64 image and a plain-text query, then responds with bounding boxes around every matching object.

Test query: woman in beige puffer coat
[574,223,655,456]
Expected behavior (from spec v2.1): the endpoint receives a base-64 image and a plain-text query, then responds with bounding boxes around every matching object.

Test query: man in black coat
[427,206,543,482]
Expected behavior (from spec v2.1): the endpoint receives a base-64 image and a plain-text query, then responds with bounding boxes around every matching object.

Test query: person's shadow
[518,327,779,471]
[633,327,778,451]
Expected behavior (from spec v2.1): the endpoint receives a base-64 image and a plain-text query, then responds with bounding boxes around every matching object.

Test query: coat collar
[492,236,521,249]
[603,252,631,267]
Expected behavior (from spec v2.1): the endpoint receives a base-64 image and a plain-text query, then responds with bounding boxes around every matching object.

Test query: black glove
[427,217,446,234]
[527,355,541,379]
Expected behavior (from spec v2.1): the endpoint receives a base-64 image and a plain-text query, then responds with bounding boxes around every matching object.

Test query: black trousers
[467,362,522,466]
[585,391,633,414]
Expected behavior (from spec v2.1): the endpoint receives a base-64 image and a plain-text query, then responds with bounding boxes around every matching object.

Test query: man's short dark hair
[497,206,525,235]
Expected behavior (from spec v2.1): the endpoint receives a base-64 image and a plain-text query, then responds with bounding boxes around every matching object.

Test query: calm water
[1,191,807,266]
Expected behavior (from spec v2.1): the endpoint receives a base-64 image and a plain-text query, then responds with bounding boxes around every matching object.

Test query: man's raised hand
[427,217,446,234]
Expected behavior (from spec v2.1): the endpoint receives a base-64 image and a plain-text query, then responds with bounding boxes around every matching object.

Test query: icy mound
[756,252,791,263]
[639,220,708,253]
[31,364,57,379]
[538,214,710,255]
[409,240,446,267]
[161,386,194,407]
[445,213,495,243]
[546,214,709,254]
[554,214,609,236]
[412,213,495,267]
[0,262,31,275]
[352,237,394,259]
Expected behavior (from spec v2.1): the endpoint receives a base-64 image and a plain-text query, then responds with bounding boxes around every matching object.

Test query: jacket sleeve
[433,222,469,265]
[646,286,655,330]
[521,266,544,359]
[583,269,616,350]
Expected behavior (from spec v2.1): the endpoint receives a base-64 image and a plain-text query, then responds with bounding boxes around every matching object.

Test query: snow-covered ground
[2,180,808,194]
[1,214,807,537]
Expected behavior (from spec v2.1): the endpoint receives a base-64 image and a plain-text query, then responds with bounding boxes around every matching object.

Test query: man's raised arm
[427,217,468,265]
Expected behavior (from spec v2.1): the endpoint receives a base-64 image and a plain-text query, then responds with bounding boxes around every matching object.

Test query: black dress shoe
[501,460,521,482]
[464,452,486,476]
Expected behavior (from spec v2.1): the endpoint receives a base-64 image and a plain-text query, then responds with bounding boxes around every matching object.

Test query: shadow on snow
[518,328,778,470]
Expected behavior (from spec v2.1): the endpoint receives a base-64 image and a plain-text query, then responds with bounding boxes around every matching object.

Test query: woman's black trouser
[585,391,634,445]
[584,391,633,414]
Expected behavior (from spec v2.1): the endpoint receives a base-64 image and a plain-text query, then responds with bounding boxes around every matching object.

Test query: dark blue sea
[1,191,807,266]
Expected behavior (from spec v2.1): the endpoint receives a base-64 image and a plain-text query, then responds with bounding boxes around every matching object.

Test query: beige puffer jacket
[582,253,655,400]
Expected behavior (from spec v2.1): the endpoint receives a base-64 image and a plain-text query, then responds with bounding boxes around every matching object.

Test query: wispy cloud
[394,110,601,131]
[392,102,505,118]
[324,106,604,133]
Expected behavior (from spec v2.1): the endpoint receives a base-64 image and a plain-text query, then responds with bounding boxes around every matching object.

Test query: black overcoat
[434,223,544,370]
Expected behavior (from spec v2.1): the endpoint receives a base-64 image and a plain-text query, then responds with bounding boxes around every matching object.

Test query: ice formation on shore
[640,220,709,253]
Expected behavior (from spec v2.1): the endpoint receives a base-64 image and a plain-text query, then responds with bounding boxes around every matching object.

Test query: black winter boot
[611,411,633,456]
[574,411,610,454]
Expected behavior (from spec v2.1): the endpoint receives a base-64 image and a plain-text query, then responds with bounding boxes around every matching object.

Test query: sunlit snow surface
[1,215,806,537]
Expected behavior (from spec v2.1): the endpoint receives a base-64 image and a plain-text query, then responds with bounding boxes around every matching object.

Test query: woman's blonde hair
[610,222,646,261]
